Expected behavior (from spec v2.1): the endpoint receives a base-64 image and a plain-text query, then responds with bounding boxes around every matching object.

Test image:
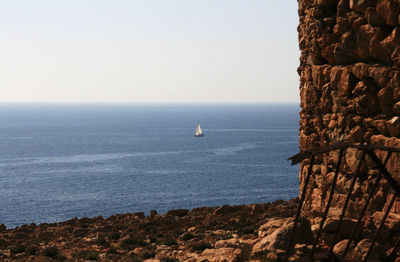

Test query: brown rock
[252,217,313,255]
[372,211,400,232]
[386,116,400,137]
[365,7,386,25]
[381,27,400,52]
[199,248,244,262]
[357,25,391,64]
[258,218,287,238]
[333,239,357,258]
[323,217,359,238]
[354,94,380,115]
[330,67,356,96]
[355,238,385,261]
[166,209,189,217]
[393,101,400,114]
[351,63,369,80]
[349,126,364,143]
[373,119,390,135]
[368,66,391,88]
[378,87,394,114]
[389,72,400,101]
[376,0,400,26]
[350,0,375,12]
[370,135,400,179]
[393,47,400,69]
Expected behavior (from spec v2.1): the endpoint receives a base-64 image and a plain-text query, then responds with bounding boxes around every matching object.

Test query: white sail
[195,124,203,136]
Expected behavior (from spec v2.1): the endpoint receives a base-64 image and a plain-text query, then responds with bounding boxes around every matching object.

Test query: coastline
[0,199,299,261]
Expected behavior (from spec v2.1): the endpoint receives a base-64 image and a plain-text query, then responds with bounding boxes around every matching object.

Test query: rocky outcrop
[0,199,302,261]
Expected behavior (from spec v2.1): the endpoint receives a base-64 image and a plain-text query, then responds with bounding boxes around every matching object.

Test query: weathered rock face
[298,0,400,218]
[298,0,400,259]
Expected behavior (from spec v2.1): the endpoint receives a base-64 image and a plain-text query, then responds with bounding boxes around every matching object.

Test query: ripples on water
[0,104,300,227]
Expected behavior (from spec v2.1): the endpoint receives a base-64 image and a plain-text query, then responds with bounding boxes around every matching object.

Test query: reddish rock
[349,126,364,142]
[357,25,391,64]
[381,27,400,52]
[376,0,400,26]
[378,87,394,114]
[365,7,386,25]
[349,0,375,12]
[386,116,400,137]
[393,101,400,114]
[372,211,400,232]
[351,63,369,80]
[368,66,391,88]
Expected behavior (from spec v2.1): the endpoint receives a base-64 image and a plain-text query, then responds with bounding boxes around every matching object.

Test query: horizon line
[0,101,300,105]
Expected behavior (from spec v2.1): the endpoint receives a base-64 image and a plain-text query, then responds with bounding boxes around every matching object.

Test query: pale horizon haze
[0,1,300,103]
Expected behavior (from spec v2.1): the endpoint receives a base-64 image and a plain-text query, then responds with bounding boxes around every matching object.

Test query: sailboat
[195,123,205,137]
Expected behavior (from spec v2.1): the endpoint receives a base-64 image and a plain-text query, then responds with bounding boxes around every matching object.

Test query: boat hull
[195,134,205,137]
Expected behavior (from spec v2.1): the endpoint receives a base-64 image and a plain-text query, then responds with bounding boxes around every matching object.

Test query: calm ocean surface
[0,104,300,228]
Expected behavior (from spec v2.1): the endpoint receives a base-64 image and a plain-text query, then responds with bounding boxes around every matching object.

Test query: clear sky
[0,1,299,103]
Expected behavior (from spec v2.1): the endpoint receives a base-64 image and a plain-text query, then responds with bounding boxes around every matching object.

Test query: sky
[0,1,300,103]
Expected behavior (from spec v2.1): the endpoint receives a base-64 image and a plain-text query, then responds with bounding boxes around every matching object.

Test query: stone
[166,209,189,217]
[365,7,386,25]
[368,66,392,88]
[357,25,391,64]
[386,116,400,137]
[373,120,390,135]
[322,217,358,238]
[258,218,287,238]
[330,67,356,97]
[349,126,364,143]
[351,63,369,80]
[198,248,244,262]
[252,217,313,256]
[372,211,400,232]
[393,101,400,114]
[333,239,357,258]
[381,27,400,52]
[355,238,385,260]
[349,0,375,12]
[378,87,394,114]
[376,0,400,26]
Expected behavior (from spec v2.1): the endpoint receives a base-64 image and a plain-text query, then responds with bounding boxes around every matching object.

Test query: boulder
[198,248,244,262]
[258,218,287,238]
[322,217,358,238]
[394,101,400,114]
[386,116,400,137]
[252,217,313,256]
[166,209,189,217]
[372,211,400,232]
[333,239,357,258]
[354,238,385,261]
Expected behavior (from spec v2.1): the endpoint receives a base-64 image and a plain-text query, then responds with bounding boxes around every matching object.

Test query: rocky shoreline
[1,197,399,261]
[0,199,301,262]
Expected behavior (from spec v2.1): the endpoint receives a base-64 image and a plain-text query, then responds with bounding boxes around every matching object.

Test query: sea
[0,103,300,228]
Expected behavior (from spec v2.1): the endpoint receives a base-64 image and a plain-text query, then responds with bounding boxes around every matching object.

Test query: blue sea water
[0,104,300,228]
